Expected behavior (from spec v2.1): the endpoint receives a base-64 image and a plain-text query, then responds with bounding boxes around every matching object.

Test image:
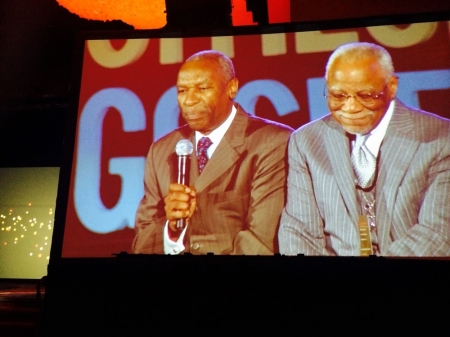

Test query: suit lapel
[194,106,247,193]
[376,101,418,252]
[324,118,359,224]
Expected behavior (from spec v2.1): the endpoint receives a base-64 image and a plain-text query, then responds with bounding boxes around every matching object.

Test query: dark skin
[327,55,398,135]
[164,55,239,240]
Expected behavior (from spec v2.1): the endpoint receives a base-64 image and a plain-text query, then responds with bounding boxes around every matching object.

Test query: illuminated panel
[0,168,59,278]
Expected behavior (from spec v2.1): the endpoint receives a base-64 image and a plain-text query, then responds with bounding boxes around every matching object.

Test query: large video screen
[53,17,450,258]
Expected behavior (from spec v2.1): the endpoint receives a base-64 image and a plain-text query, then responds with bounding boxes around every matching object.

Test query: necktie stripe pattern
[197,137,213,174]
[351,134,376,188]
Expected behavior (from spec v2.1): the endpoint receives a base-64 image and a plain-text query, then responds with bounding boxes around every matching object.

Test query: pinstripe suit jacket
[279,100,450,256]
[133,104,293,255]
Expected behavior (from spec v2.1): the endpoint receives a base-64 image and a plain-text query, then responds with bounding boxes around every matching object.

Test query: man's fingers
[169,200,191,212]
[164,184,197,221]
[166,208,190,221]
[167,192,192,203]
[169,183,193,194]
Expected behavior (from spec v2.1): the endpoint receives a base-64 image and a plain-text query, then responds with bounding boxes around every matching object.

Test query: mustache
[338,111,374,119]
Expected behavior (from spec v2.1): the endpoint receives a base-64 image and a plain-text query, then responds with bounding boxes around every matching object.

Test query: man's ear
[388,75,399,100]
[228,78,239,99]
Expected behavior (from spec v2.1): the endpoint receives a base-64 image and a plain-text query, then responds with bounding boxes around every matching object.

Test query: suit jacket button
[191,243,200,250]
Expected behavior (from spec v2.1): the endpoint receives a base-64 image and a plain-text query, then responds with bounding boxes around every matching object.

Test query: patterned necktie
[197,137,213,174]
[351,134,376,188]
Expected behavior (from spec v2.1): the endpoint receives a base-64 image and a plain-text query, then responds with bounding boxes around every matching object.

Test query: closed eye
[357,93,373,100]
[330,93,346,99]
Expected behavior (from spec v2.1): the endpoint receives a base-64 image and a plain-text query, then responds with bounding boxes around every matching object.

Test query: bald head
[325,42,395,83]
[184,50,235,84]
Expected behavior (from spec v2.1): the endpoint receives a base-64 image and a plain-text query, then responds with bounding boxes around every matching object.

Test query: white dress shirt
[363,100,395,157]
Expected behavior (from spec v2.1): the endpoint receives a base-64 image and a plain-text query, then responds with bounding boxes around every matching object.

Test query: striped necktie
[351,134,376,188]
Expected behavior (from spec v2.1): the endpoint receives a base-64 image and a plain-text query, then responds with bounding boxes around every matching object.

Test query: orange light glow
[56,0,167,29]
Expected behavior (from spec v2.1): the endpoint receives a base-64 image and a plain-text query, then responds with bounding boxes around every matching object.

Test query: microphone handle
[176,155,190,230]
[177,155,189,185]
[176,218,187,230]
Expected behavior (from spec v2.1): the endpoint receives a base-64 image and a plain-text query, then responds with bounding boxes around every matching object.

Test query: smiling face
[327,55,398,135]
[176,57,238,135]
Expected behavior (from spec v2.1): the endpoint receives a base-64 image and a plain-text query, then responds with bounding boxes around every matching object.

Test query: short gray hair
[325,42,394,82]
[185,50,235,83]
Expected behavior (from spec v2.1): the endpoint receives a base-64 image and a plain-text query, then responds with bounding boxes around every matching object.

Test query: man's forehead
[177,70,213,85]
[177,62,224,85]
[181,58,218,71]
[329,61,384,83]
[332,56,381,72]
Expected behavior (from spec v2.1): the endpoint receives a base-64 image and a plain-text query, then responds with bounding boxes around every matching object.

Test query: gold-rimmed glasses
[324,85,387,107]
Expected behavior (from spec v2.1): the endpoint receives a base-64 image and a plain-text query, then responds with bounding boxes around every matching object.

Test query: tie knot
[197,137,213,174]
[354,133,370,147]
[198,137,213,151]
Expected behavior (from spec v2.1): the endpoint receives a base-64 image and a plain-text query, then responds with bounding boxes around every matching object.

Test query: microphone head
[175,139,194,156]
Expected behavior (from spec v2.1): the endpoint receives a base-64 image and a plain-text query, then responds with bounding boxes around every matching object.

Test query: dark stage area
[0,279,45,337]
[40,255,450,335]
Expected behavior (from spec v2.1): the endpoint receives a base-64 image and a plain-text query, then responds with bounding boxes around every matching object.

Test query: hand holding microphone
[164,140,195,234]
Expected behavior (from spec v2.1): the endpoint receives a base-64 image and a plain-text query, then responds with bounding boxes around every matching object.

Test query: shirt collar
[195,104,237,156]
[365,100,395,157]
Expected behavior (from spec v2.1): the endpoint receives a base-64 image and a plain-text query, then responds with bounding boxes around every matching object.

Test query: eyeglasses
[324,85,387,107]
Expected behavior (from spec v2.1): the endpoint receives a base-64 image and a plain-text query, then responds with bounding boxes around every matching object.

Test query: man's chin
[342,124,372,135]
[186,120,206,132]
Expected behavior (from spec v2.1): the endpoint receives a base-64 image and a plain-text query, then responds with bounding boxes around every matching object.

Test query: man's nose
[183,89,199,106]
[341,95,363,112]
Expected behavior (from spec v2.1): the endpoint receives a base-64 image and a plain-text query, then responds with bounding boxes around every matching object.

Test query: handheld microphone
[175,139,194,230]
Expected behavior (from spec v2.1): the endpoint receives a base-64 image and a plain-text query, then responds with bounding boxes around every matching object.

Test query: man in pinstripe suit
[279,42,450,256]
[133,50,292,255]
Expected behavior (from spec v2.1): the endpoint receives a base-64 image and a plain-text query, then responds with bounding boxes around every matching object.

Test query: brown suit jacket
[133,104,293,255]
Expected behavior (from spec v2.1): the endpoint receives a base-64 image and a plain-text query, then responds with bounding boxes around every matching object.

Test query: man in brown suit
[133,50,292,255]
